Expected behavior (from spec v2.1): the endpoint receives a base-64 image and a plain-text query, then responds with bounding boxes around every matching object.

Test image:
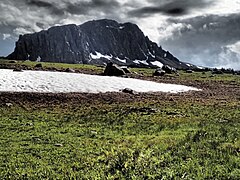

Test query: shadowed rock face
[8,19,189,69]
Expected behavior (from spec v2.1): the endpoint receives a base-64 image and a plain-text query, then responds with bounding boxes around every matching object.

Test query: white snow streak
[90,52,112,60]
[149,51,156,58]
[133,60,149,65]
[151,61,163,68]
[0,69,199,93]
[116,57,126,63]
[140,60,149,65]
[133,60,140,64]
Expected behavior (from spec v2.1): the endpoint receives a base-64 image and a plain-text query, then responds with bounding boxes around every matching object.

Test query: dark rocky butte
[8,19,191,69]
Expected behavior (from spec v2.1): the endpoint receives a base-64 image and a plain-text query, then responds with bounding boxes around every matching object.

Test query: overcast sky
[0,0,240,69]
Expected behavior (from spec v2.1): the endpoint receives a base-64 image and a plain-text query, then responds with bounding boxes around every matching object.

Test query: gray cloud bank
[160,13,240,69]
[0,0,240,69]
[0,0,123,56]
[0,0,122,36]
[25,0,120,15]
[129,0,213,17]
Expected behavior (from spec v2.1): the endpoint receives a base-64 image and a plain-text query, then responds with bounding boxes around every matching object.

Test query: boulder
[153,68,165,76]
[13,68,23,72]
[46,67,59,72]
[122,88,136,94]
[35,63,43,68]
[103,62,126,76]
[212,69,223,74]
[162,65,177,74]
[9,60,17,63]
[121,67,131,74]
[65,68,75,73]
[186,69,193,73]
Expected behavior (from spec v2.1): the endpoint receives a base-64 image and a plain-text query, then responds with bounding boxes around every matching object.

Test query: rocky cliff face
[8,19,189,69]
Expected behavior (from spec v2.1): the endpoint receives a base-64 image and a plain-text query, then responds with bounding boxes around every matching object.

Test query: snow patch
[90,52,112,60]
[133,60,149,65]
[36,56,41,62]
[116,57,126,63]
[148,51,156,58]
[151,61,163,68]
[197,66,204,69]
[140,60,149,65]
[0,69,199,93]
[133,60,140,64]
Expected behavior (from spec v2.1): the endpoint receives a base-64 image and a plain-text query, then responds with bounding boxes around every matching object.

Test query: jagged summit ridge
[8,19,189,69]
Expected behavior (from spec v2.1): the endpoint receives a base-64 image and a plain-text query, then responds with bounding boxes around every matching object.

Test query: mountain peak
[7,19,190,69]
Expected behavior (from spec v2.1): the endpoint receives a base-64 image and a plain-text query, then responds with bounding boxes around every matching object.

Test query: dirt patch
[1,80,239,108]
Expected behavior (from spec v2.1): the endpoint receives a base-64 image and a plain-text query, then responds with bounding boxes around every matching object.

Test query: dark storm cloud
[25,0,64,15]
[24,0,64,16]
[65,0,120,15]
[0,0,122,56]
[129,0,213,17]
[167,14,240,43]
[0,0,121,36]
[26,0,53,8]
[160,13,240,68]
[129,6,186,17]
[24,0,120,16]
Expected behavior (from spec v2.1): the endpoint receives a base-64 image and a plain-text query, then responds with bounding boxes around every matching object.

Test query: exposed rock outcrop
[8,19,190,69]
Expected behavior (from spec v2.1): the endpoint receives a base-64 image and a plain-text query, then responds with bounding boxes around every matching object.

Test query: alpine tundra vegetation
[0,60,239,179]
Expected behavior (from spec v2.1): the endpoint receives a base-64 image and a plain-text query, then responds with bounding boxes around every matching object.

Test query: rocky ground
[1,62,240,108]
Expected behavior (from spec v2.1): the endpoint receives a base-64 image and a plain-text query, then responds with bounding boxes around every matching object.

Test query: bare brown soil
[1,66,240,109]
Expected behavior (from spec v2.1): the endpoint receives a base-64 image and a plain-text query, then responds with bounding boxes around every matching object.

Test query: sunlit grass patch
[0,98,239,179]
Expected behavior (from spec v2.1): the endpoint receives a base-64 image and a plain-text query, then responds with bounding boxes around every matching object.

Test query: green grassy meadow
[0,60,239,179]
[0,59,104,74]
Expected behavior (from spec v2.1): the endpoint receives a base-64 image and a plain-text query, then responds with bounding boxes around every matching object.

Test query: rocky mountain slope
[7,19,191,69]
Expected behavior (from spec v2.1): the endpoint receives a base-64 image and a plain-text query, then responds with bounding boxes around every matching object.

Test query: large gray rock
[162,65,177,74]
[8,19,190,69]
[103,62,126,76]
